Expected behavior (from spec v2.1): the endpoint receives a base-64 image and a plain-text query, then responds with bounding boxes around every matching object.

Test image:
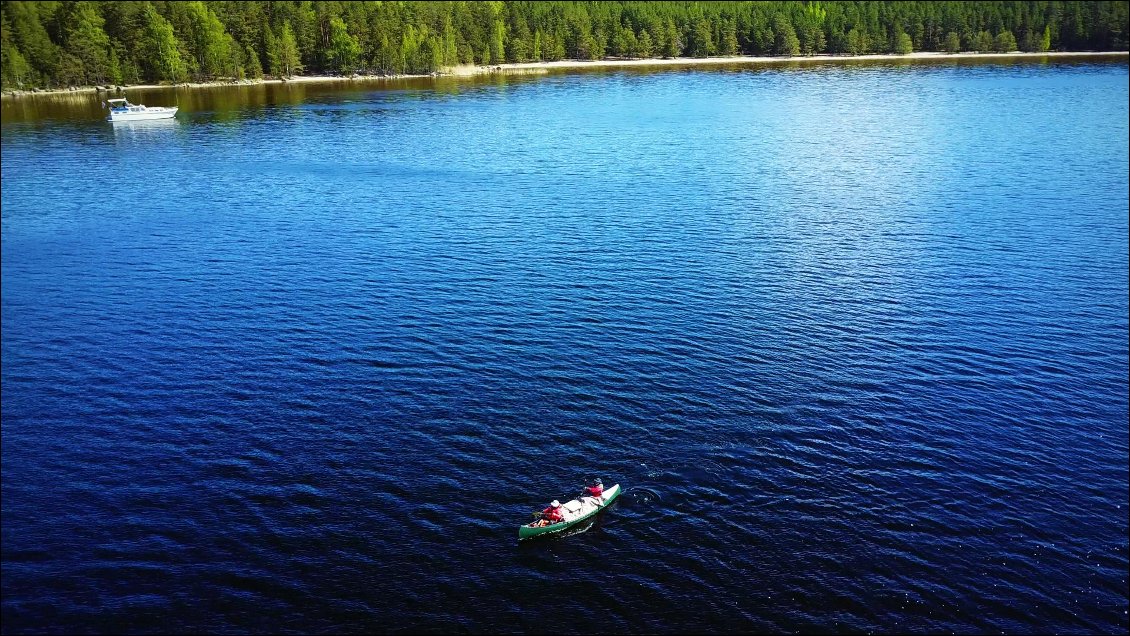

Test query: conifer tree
[141,4,186,82]
[896,31,913,54]
[276,23,302,77]
[773,14,800,56]
[944,31,961,53]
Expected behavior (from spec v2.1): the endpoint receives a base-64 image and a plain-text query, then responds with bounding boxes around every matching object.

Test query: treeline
[2,1,1127,90]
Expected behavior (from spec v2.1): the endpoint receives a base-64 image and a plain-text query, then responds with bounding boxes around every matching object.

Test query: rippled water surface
[3,59,1128,634]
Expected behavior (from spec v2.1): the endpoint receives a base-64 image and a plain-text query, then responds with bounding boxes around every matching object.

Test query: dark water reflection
[3,54,1121,125]
[2,56,1128,634]
[2,72,544,124]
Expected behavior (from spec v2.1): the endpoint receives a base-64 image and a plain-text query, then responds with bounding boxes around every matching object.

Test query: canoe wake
[626,486,662,505]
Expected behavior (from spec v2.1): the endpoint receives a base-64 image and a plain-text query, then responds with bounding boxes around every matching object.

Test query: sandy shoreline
[3,50,1125,99]
[485,49,1128,71]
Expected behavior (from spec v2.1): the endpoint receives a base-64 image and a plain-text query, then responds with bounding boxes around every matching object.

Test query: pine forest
[2,1,1127,90]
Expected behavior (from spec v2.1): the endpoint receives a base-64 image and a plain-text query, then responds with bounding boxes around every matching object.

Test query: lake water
[2,57,1128,634]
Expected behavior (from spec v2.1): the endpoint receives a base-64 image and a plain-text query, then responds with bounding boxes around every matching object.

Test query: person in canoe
[534,500,565,527]
[582,478,604,499]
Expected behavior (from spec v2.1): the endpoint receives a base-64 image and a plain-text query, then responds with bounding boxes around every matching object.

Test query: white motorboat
[105,98,178,122]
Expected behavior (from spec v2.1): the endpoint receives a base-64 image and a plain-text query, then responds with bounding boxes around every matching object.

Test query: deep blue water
[2,59,1128,634]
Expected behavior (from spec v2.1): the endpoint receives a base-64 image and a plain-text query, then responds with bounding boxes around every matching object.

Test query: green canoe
[518,483,621,540]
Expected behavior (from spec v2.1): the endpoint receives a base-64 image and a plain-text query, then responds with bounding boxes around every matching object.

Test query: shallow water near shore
[2,57,1128,633]
[2,53,1124,124]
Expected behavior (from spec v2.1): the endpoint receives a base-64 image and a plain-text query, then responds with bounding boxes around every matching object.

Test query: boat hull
[108,108,178,122]
[519,483,621,540]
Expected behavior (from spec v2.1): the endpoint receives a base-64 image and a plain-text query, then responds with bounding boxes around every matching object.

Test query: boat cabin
[106,98,139,112]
